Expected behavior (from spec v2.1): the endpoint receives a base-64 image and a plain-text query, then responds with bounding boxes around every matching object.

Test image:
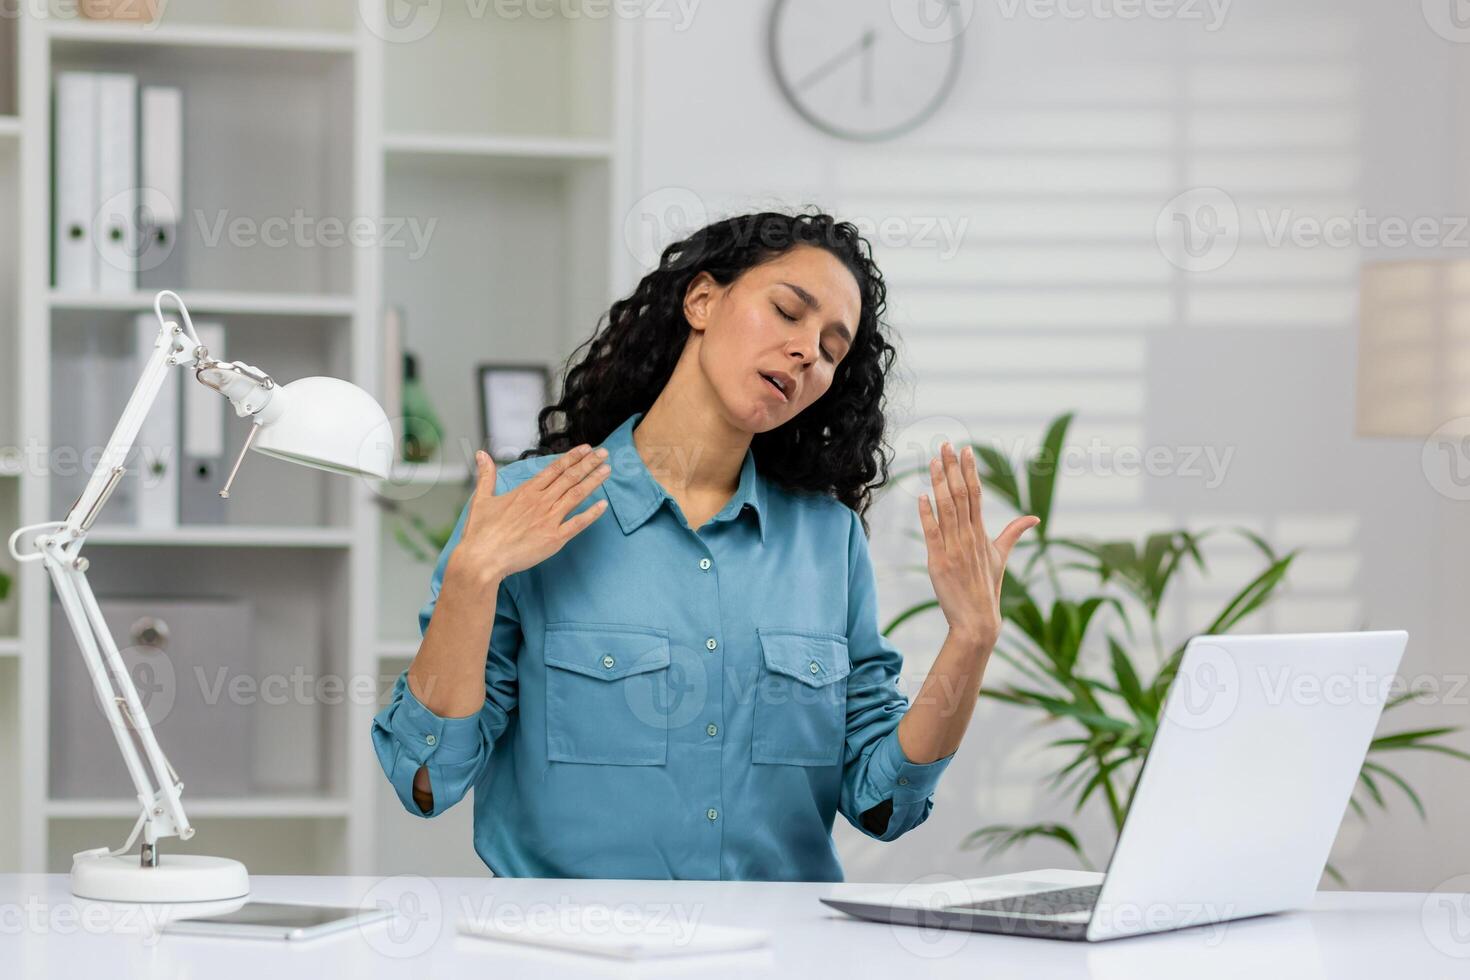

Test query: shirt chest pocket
[752,627,852,766]
[543,622,672,765]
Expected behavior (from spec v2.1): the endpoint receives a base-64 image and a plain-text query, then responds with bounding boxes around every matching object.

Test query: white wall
[629,0,1470,890]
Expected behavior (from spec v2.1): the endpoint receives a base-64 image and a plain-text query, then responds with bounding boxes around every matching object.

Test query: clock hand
[796,27,876,93]
[861,28,874,106]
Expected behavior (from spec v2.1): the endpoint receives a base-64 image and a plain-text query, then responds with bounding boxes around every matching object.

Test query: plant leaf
[960,822,1093,870]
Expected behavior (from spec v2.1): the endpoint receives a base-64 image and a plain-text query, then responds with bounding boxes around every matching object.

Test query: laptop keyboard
[948,884,1101,917]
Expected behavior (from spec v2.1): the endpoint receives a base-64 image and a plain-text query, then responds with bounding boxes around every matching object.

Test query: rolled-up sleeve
[838,507,955,841]
[371,481,522,818]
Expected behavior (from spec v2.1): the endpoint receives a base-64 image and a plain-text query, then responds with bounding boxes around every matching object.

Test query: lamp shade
[1357,259,1470,438]
[251,376,393,480]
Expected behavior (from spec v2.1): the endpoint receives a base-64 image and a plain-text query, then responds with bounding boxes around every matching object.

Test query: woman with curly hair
[372,210,1038,880]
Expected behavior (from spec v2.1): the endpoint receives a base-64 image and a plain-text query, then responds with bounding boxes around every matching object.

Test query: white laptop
[821,630,1409,942]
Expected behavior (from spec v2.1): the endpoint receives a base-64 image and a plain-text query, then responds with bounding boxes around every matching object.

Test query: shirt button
[425,734,437,746]
[602,654,615,669]
[809,661,820,674]
[898,776,909,786]
[699,557,711,570]
[706,723,718,737]
[706,808,719,821]
[706,637,718,651]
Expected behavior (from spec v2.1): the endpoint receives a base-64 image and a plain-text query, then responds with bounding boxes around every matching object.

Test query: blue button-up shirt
[371,410,955,880]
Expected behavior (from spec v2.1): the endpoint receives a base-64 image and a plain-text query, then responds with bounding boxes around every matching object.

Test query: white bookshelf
[1,0,634,877]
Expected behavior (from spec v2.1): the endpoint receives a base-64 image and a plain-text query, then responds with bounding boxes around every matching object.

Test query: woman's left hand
[917,441,1040,654]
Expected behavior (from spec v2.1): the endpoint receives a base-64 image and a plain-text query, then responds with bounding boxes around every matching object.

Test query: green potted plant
[881,413,1468,884]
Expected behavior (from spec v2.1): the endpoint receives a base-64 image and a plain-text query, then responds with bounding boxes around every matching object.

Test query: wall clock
[768,0,966,142]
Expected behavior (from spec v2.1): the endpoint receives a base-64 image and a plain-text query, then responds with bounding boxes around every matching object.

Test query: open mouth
[759,372,789,402]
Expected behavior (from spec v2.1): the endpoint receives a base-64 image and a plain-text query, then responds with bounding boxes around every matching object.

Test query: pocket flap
[544,622,671,681]
[757,628,851,688]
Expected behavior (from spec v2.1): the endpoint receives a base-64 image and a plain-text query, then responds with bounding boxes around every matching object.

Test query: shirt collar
[597,411,767,544]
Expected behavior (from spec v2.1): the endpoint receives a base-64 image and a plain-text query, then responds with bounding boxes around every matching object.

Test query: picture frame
[476,363,551,463]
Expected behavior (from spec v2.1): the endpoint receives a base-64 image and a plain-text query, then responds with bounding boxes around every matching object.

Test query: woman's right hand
[446,444,612,589]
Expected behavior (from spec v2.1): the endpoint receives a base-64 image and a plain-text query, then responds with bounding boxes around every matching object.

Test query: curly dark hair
[519,210,898,531]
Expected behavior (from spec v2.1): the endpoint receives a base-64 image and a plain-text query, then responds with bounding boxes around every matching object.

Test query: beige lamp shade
[1357,259,1470,438]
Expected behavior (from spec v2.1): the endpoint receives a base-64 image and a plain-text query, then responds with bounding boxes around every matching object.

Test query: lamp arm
[1,290,271,865]
[60,297,200,541]
[41,536,194,860]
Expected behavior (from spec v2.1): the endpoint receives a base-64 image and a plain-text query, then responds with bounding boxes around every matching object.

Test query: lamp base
[71,852,250,903]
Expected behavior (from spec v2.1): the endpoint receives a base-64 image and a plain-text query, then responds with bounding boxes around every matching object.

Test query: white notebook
[455,903,770,960]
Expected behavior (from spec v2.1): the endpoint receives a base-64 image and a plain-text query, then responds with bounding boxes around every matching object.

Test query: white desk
[1,872,1466,978]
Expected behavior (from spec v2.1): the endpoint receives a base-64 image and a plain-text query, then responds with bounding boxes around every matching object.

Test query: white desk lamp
[7,290,392,903]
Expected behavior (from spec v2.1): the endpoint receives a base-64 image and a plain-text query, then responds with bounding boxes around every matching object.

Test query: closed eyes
[774,302,835,361]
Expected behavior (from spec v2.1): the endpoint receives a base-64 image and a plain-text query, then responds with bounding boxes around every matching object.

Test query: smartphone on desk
[161,901,394,942]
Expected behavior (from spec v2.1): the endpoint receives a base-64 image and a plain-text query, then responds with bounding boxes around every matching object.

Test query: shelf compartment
[47,545,355,803]
[382,156,610,458]
[50,307,357,530]
[383,0,612,141]
[50,33,356,296]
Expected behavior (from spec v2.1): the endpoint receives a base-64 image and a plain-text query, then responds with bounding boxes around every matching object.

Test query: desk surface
[1,872,1467,978]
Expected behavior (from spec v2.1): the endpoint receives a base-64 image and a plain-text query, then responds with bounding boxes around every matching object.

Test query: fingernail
[596,447,608,457]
